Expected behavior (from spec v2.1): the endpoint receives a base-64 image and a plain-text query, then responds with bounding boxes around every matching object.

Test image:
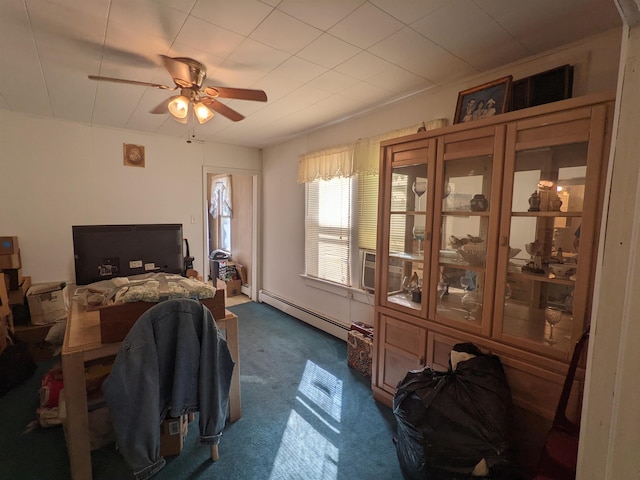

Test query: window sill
[299,274,374,305]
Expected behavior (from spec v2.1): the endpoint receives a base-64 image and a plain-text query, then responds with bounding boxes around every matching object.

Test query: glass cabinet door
[378,138,435,317]
[429,127,505,335]
[493,107,607,359]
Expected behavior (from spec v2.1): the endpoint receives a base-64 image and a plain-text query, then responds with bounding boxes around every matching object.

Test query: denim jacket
[103,298,235,480]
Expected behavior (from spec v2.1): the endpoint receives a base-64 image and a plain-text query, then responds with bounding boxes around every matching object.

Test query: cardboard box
[98,290,225,344]
[27,282,68,325]
[10,303,30,326]
[235,264,247,284]
[0,274,10,317]
[216,278,241,297]
[0,236,19,255]
[0,252,21,269]
[3,268,23,291]
[13,323,55,362]
[8,276,31,305]
[0,315,8,355]
[347,330,373,379]
[160,414,188,457]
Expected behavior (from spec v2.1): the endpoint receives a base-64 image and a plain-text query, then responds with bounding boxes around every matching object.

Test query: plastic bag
[393,343,513,479]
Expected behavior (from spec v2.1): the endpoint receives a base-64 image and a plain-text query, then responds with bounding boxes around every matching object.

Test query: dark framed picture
[454,75,512,124]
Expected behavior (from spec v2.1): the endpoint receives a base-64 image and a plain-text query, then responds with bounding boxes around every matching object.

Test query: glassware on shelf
[461,290,482,321]
[504,283,512,301]
[413,225,426,255]
[437,281,449,304]
[412,179,427,211]
[544,307,563,344]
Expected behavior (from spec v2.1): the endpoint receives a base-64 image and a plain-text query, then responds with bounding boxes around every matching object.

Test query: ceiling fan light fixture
[168,95,189,119]
[194,102,214,124]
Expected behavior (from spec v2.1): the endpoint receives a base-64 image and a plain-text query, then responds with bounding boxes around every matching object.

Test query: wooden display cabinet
[372,94,612,421]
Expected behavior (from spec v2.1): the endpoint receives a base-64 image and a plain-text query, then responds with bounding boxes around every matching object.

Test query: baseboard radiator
[258,290,349,341]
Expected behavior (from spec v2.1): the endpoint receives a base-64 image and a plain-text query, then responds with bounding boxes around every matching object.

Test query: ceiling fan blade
[149,97,173,114]
[88,75,175,90]
[160,55,195,88]
[201,97,245,122]
[204,86,267,102]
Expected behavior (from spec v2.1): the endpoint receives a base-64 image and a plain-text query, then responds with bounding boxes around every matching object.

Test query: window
[300,122,437,290]
[305,176,353,286]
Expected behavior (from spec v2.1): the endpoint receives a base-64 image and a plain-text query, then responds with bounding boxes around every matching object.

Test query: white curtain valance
[297,119,448,183]
[297,144,354,184]
[353,125,421,177]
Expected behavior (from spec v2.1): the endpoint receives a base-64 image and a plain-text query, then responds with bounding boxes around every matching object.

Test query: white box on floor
[27,282,68,325]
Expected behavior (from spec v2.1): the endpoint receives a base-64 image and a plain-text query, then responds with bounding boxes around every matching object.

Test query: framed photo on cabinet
[454,76,512,124]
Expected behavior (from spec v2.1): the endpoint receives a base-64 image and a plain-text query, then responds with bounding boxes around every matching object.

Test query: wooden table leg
[61,350,92,480]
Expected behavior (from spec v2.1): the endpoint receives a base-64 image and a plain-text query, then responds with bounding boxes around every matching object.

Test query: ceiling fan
[88,55,267,124]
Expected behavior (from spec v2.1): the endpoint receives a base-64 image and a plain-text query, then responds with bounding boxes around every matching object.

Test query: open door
[203,167,260,301]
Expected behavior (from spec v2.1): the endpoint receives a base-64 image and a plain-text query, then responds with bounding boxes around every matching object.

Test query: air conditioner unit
[361,251,403,293]
[362,251,376,292]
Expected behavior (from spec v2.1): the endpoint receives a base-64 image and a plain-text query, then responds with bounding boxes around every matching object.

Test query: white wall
[0,113,260,284]
[260,28,622,329]
[579,20,640,478]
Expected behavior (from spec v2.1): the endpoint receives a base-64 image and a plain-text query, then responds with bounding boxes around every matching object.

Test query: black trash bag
[393,343,513,479]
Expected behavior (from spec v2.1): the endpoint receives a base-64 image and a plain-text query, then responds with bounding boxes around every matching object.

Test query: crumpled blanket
[75,273,216,309]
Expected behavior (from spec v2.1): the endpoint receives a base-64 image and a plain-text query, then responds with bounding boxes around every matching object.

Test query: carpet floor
[0,301,403,479]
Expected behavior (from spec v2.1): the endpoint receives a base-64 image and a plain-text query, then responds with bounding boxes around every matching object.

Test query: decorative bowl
[509,247,521,259]
[525,241,542,257]
[457,244,486,266]
[549,263,577,277]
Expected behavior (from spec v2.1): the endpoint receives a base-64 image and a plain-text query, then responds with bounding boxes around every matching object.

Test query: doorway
[202,166,260,301]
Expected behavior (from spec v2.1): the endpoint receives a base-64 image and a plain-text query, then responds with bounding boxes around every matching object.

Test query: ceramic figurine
[470,194,489,211]
[528,191,541,211]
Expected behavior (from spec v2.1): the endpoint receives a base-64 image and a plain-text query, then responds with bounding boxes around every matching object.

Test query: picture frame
[123,143,145,167]
[454,75,512,124]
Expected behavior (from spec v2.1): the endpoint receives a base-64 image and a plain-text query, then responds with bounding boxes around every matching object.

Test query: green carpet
[0,302,403,479]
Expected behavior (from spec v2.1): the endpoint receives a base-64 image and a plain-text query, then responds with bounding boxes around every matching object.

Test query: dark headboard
[72,224,183,285]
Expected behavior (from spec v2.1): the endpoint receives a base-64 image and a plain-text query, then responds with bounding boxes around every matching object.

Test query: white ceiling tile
[328,2,404,49]
[411,0,530,70]
[250,9,323,55]
[474,0,620,53]
[220,38,289,75]
[173,16,245,59]
[276,0,364,30]
[371,0,447,24]
[154,0,197,14]
[296,34,361,69]
[191,0,273,36]
[338,81,389,105]
[0,1,51,116]
[369,27,476,82]
[367,64,431,93]
[262,56,327,87]
[208,58,273,89]
[334,51,395,81]
[108,0,186,43]
[306,70,360,94]
[42,63,95,123]
[262,85,332,119]
[27,0,110,45]
[91,82,145,127]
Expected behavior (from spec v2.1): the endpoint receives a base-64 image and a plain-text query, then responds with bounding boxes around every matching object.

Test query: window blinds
[305,177,352,286]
